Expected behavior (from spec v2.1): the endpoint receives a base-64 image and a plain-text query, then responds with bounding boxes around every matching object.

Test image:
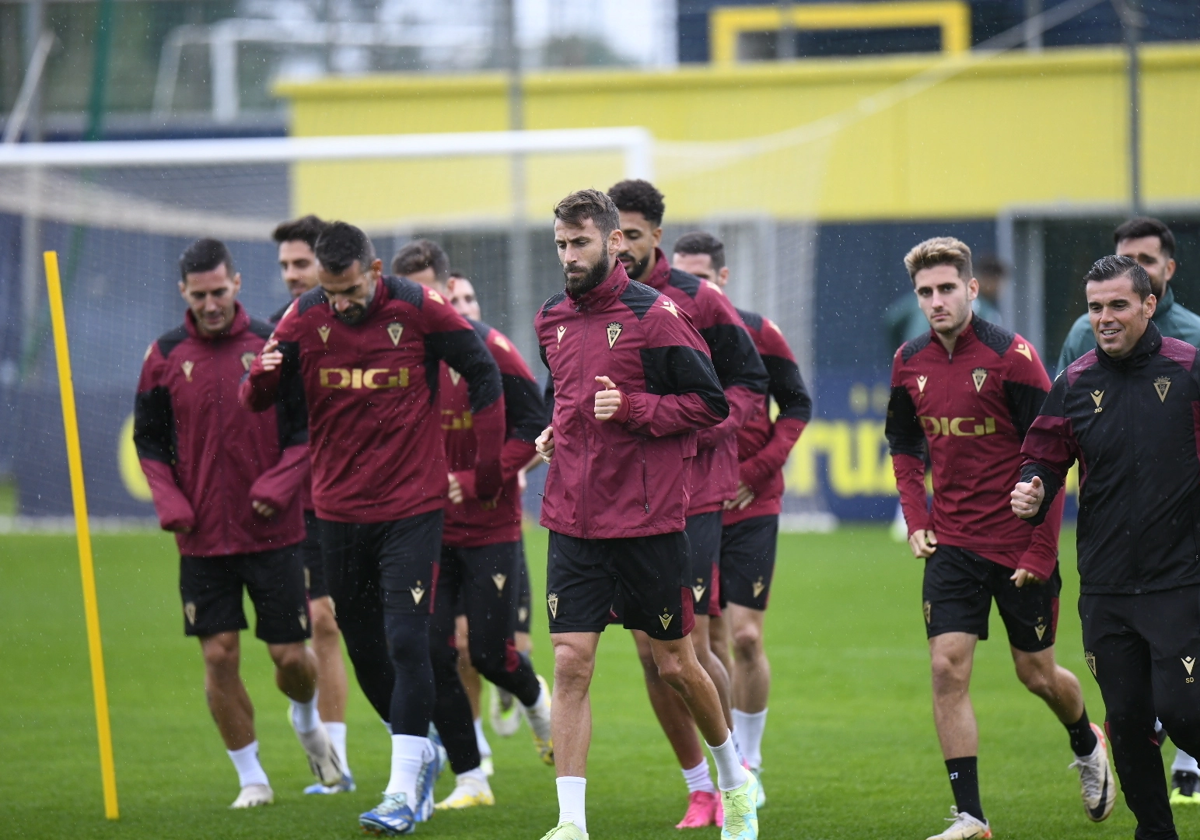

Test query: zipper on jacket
[640,441,649,514]
[579,310,591,537]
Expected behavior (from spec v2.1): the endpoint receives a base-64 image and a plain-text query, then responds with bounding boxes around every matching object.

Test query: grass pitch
[2,525,1194,839]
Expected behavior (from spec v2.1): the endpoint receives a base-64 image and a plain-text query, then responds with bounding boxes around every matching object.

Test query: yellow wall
[276,44,1200,225]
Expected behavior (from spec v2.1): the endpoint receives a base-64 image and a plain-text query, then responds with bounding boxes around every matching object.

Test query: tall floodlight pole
[1114,0,1143,214]
[501,0,533,360]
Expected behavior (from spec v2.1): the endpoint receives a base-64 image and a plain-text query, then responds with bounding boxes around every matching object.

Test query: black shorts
[515,542,532,634]
[179,544,309,644]
[546,529,694,641]
[1080,586,1200,684]
[318,510,443,618]
[686,512,723,617]
[720,515,778,611]
[301,510,330,600]
[922,544,1061,652]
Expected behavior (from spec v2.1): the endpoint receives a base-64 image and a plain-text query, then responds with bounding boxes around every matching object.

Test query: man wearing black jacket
[1014,255,1200,840]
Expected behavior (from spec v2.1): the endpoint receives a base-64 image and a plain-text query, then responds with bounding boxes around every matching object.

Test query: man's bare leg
[310,595,353,784]
[202,632,257,750]
[728,603,770,777]
[930,632,985,822]
[549,632,600,834]
[709,613,734,678]
[454,614,493,771]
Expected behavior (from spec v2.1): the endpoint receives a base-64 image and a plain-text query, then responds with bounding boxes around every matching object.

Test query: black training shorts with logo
[720,515,778,611]
[546,530,694,641]
[300,510,330,600]
[515,541,532,634]
[923,543,1060,652]
[179,544,309,643]
[685,511,723,617]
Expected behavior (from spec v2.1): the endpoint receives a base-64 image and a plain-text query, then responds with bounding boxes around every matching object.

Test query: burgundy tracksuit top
[134,304,307,556]
[886,316,1063,580]
[725,308,813,526]
[641,250,768,514]
[240,275,505,524]
[440,320,545,548]
[535,261,729,540]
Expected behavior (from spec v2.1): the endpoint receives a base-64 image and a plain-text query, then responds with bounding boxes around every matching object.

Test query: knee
[930,652,968,695]
[310,600,340,643]
[1015,662,1053,698]
[202,635,239,673]
[270,642,310,674]
[655,652,687,687]
[553,643,594,689]
[732,622,763,662]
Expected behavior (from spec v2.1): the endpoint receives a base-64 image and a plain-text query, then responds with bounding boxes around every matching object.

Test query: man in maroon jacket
[135,238,341,809]
[270,214,355,795]
[607,181,769,829]
[391,240,554,811]
[533,189,759,840]
[241,222,506,836]
[672,231,812,823]
[885,237,1113,840]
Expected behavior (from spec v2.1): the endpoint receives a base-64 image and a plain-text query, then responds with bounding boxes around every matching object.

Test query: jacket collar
[1096,319,1162,370]
[185,301,250,341]
[568,260,630,310]
[925,314,980,356]
[642,247,671,291]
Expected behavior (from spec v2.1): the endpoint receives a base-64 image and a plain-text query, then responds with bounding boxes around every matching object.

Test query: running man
[886,237,1113,840]
[136,238,341,808]
[270,214,356,794]
[242,221,505,836]
[534,189,758,840]
[673,231,812,824]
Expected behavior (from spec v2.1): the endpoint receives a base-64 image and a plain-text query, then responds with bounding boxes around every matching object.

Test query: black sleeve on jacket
[427,330,504,412]
[764,355,813,423]
[503,374,546,443]
[134,385,176,464]
[274,348,309,449]
[885,385,925,458]
[699,323,769,394]
[1004,380,1050,441]
[539,346,556,423]
[640,345,729,420]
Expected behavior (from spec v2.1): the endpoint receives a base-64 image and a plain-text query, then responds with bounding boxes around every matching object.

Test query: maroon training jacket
[536,261,729,540]
[724,308,812,526]
[441,320,544,548]
[641,251,768,514]
[241,275,505,524]
[134,304,307,556]
[885,316,1064,580]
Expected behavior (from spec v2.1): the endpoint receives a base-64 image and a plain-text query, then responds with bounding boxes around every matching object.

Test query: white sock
[707,734,749,791]
[732,708,767,770]
[290,692,320,734]
[474,717,493,757]
[326,721,350,775]
[228,741,269,788]
[385,734,428,799]
[557,776,587,832]
[682,758,716,794]
[1174,748,1200,775]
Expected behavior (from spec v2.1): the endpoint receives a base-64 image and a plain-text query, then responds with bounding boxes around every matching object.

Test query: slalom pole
[43,250,119,819]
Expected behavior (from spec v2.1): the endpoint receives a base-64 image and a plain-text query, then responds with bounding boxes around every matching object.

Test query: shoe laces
[376,792,409,815]
[945,806,982,828]
[1068,752,1105,800]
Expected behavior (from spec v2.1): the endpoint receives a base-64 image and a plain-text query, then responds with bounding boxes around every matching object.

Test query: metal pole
[778,0,795,60]
[1115,0,1142,214]
[1024,0,1043,51]
[501,0,533,360]
[19,0,46,375]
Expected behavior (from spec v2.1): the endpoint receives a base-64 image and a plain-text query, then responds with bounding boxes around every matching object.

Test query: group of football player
[135,179,1200,840]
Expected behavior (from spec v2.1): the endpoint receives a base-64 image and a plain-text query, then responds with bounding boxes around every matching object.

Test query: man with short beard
[606,179,769,827]
[533,189,759,840]
[241,222,506,836]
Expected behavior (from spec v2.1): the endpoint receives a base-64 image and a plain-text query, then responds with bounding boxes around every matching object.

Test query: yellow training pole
[43,250,120,820]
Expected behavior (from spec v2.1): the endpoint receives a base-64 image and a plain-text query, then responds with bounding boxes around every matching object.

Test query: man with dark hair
[1057,217,1200,374]
[393,240,555,811]
[889,237,1111,840]
[242,221,506,836]
[606,180,769,826]
[1015,254,1200,840]
[672,233,812,826]
[136,238,341,809]
[1054,218,1200,801]
[393,238,451,285]
[268,214,356,795]
[534,188,759,840]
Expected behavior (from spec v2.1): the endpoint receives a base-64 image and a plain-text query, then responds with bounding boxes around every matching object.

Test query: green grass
[2,525,1194,839]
